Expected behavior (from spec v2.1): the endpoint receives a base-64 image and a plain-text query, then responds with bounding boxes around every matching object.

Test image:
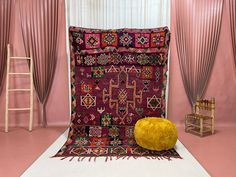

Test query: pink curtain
[0,0,12,94]
[19,0,59,127]
[175,0,223,105]
[229,0,236,69]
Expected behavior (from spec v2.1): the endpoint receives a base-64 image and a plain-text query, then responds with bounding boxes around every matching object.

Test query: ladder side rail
[5,44,11,132]
[29,55,33,131]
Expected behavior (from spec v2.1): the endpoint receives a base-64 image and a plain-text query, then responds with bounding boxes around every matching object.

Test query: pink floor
[1,125,236,177]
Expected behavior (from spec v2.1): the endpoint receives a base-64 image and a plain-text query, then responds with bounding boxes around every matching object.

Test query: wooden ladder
[5,44,34,132]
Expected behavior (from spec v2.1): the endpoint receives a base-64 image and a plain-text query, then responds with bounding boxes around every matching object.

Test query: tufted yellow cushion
[134,117,178,151]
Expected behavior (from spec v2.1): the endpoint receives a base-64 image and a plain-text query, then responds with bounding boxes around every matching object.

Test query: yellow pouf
[134,117,178,151]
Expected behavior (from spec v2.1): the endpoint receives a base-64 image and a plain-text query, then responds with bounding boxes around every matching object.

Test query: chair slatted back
[195,98,215,117]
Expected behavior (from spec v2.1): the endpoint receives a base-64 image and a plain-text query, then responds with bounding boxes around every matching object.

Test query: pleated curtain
[175,0,224,106]
[0,0,12,94]
[229,0,236,69]
[19,0,59,127]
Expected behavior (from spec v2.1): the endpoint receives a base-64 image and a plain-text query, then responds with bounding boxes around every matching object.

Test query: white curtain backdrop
[65,0,170,116]
[67,0,170,28]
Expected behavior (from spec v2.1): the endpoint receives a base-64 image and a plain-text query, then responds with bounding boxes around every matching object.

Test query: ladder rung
[9,73,31,75]
[8,108,31,111]
[8,89,31,92]
[10,57,31,60]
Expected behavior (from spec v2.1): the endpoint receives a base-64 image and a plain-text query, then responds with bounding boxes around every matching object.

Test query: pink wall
[0,0,235,128]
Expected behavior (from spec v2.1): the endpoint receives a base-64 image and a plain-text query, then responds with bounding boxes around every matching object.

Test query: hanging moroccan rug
[54,27,181,160]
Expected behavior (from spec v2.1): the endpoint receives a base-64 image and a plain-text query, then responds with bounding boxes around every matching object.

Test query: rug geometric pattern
[54,27,181,160]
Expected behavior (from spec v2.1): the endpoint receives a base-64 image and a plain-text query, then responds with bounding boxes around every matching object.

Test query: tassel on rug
[54,155,182,162]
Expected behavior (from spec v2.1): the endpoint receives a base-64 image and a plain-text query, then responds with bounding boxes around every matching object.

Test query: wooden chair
[185,98,215,137]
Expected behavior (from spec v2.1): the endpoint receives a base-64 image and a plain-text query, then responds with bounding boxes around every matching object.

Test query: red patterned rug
[54,27,181,160]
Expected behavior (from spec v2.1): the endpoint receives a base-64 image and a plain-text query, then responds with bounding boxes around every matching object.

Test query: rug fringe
[69,157,75,161]
[55,155,182,162]
[88,156,92,162]
[60,157,69,160]
[105,156,108,162]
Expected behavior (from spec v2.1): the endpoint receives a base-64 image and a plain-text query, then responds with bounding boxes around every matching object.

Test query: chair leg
[211,119,214,134]
[200,119,203,137]
[185,117,188,132]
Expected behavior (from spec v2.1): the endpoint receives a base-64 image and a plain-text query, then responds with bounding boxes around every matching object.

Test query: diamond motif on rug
[81,93,96,108]
[119,33,133,46]
[85,34,100,49]
[102,32,118,46]
[118,89,127,104]
[135,33,150,47]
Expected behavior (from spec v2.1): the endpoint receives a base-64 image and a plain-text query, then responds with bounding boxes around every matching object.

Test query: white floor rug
[21,130,210,177]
